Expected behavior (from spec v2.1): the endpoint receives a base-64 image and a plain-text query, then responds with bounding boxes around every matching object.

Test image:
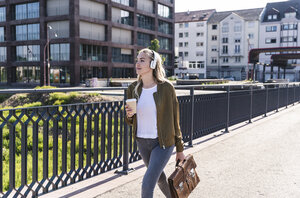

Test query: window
[158,20,172,34]
[222,23,229,33]
[222,37,228,43]
[189,61,196,68]
[212,35,217,41]
[212,24,217,30]
[119,10,133,25]
[184,42,188,47]
[196,51,204,56]
[137,32,152,47]
[196,32,204,37]
[178,52,183,57]
[179,33,183,38]
[0,67,7,82]
[179,42,183,47]
[285,12,296,18]
[112,48,133,63]
[248,33,254,39]
[112,0,134,7]
[15,24,40,41]
[234,22,242,32]
[184,52,188,57]
[235,38,241,43]
[234,45,241,53]
[235,57,241,63]
[211,46,217,52]
[281,24,297,30]
[50,43,70,61]
[184,32,189,37]
[281,36,297,43]
[196,42,203,47]
[16,45,40,61]
[0,7,5,22]
[80,44,107,61]
[211,57,217,64]
[0,27,5,42]
[0,47,6,62]
[158,36,171,50]
[179,23,183,28]
[16,66,41,83]
[137,14,154,30]
[266,26,277,32]
[267,14,277,20]
[197,23,204,27]
[197,61,205,68]
[158,4,171,18]
[265,38,277,44]
[222,45,228,54]
[223,57,228,63]
[15,2,39,20]
[184,23,189,28]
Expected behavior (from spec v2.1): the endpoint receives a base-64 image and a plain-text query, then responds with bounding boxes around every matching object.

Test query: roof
[208,8,264,23]
[262,0,300,22]
[175,9,216,23]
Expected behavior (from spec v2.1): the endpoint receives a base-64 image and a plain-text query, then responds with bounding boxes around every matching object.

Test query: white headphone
[150,50,158,69]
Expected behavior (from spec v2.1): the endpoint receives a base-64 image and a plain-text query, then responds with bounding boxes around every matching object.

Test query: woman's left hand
[176,152,185,162]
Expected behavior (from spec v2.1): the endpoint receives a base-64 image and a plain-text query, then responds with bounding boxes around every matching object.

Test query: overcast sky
[175,0,289,12]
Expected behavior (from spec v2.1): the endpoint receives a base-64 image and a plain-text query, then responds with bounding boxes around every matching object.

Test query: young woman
[125,48,185,198]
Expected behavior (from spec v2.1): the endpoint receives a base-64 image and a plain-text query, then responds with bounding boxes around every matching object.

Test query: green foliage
[47,92,79,105]
[148,39,160,52]
[34,86,56,89]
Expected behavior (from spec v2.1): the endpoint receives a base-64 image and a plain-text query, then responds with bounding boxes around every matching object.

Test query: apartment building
[0,0,174,86]
[206,8,263,80]
[174,9,215,79]
[259,0,300,82]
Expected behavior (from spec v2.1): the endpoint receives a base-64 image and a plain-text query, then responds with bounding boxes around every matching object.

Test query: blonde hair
[134,48,167,98]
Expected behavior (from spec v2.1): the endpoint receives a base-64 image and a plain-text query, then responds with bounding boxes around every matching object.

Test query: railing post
[265,85,268,117]
[293,84,295,106]
[286,83,288,108]
[249,85,253,123]
[188,87,194,147]
[276,84,280,112]
[115,89,134,175]
[225,86,230,133]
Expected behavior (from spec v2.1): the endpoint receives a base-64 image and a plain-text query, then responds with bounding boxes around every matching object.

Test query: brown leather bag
[168,154,200,198]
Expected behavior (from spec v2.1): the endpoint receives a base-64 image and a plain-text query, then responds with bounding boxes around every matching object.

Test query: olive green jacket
[125,80,184,152]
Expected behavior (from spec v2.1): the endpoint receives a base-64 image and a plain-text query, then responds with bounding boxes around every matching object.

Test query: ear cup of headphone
[150,51,157,69]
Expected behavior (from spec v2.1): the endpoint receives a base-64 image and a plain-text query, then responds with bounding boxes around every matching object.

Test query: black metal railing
[0,83,300,197]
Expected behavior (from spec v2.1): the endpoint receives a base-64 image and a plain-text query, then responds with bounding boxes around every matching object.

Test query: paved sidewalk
[42,103,300,198]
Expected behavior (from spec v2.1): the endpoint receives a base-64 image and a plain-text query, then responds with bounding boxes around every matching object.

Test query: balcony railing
[0,83,300,197]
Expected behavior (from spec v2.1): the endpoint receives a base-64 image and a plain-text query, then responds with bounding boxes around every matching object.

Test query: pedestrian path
[41,103,300,198]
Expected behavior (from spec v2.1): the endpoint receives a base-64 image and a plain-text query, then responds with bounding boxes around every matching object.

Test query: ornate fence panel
[0,101,125,197]
[0,83,300,197]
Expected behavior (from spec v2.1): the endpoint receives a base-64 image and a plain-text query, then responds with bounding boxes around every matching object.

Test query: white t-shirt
[136,85,158,139]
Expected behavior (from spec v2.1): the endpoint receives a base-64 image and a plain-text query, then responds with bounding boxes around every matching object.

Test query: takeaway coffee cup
[126,98,137,114]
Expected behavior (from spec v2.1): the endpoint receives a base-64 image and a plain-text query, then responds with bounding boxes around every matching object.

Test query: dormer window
[267,14,278,20]
[285,12,296,18]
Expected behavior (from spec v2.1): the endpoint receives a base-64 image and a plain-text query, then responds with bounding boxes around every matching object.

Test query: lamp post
[43,25,57,86]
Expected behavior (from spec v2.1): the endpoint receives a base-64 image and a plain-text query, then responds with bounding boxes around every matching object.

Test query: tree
[148,39,166,65]
[148,39,160,52]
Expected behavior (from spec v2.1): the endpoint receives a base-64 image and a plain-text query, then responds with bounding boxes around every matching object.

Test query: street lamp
[44,25,58,86]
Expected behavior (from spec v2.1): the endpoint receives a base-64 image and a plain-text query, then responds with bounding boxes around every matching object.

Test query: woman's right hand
[125,104,134,118]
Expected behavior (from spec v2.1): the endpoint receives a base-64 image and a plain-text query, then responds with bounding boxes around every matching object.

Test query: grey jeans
[136,137,174,198]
